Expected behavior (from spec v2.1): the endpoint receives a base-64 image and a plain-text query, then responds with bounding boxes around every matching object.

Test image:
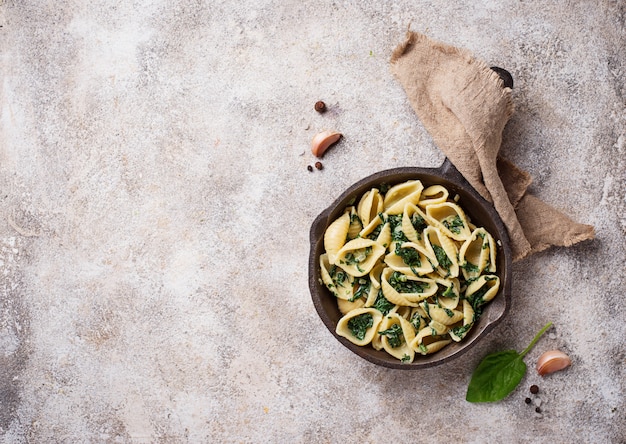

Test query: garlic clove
[536,350,571,376]
[311,130,342,158]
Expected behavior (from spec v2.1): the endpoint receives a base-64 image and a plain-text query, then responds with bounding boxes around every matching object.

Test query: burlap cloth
[390,31,595,261]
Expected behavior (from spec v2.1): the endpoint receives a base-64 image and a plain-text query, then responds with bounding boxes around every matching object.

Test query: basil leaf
[465,322,552,403]
[465,350,526,402]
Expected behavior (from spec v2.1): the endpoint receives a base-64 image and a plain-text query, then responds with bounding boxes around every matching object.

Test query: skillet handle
[437,157,466,185]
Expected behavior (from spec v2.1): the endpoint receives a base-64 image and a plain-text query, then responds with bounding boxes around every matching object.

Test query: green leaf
[466,322,552,403]
[347,313,373,341]
[465,350,526,402]
[372,290,394,316]
[378,323,404,348]
[432,244,452,270]
[442,215,464,234]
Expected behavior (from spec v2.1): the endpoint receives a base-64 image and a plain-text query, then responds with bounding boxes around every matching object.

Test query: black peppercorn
[535,407,542,413]
[525,397,532,404]
[315,161,323,170]
[314,101,327,113]
[530,385,539,394]
[307,165,313,172]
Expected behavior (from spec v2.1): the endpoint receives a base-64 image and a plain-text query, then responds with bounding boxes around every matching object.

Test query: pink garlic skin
[311,131,342,158]
[536,350,572,376]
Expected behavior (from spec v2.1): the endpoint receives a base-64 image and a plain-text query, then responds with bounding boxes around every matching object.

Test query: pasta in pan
[321,179,500,363]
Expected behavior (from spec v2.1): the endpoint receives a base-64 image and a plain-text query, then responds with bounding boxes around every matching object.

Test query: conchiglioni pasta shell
[449,300,476,342]
[380,268,437,306]
[380,276,414,306]
[432,277,460,310]
[364,281,379,308]
[378,313,416,362]
[421,302,464,325]
[375,222,391,249]
[357,188,384,226]
[393,305,412,320]
[412,319,449,345]
[412,305,428,320]
[463,299,475,325]
[486,231,497,273]
[459,228,492,279]
[410,331,453,355]
[337,297,365,315]
[409,309,427,331]
[384,241,435,277]
[319,253,354,300]
[420,339,453,355]
[383,180,424,215]
[449,327,466,342]
[401,277,438,303]
[368,261,385,289]
[425,202,471,241]
[359,214,382,237]
[335,238,386,277]
[346,207,362,240]
[335,308,383,346]
[359,217,391,249]
[466,275,500,303]
[418,185,449,207]
[413,327,432,346]
[324,211,350,264]
[429,319,449,335]
[371,331,384,351]
[319,253,334,290]
[401,203,430,244]
[424,226,459,278]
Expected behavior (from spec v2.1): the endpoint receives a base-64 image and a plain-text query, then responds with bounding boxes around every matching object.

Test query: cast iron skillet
[308,159,512,369]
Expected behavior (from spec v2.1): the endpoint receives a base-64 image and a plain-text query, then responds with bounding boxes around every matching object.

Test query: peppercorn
[314,101,327,113]
[535,407,542,413]
[307,165,313,172]
[315,161,323,170]
[525,397,532,404]
[530,385,539,394]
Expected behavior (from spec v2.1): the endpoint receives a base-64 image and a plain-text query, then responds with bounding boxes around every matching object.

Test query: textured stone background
[1,0,624,442]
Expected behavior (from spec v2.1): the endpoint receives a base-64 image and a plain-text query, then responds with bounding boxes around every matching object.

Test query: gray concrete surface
[1,0,624,442]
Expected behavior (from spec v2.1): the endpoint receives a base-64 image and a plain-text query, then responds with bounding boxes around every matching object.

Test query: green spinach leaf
[432,244,452,270]
[395,243,421,269]
[378,323,404,348]
[373,290,395,315]
[347,313,374,340]
[411,214,427,238]
[350,278,370,302]
[389,271,426,294]
[442,215,464,234]
[466,322,552,403]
